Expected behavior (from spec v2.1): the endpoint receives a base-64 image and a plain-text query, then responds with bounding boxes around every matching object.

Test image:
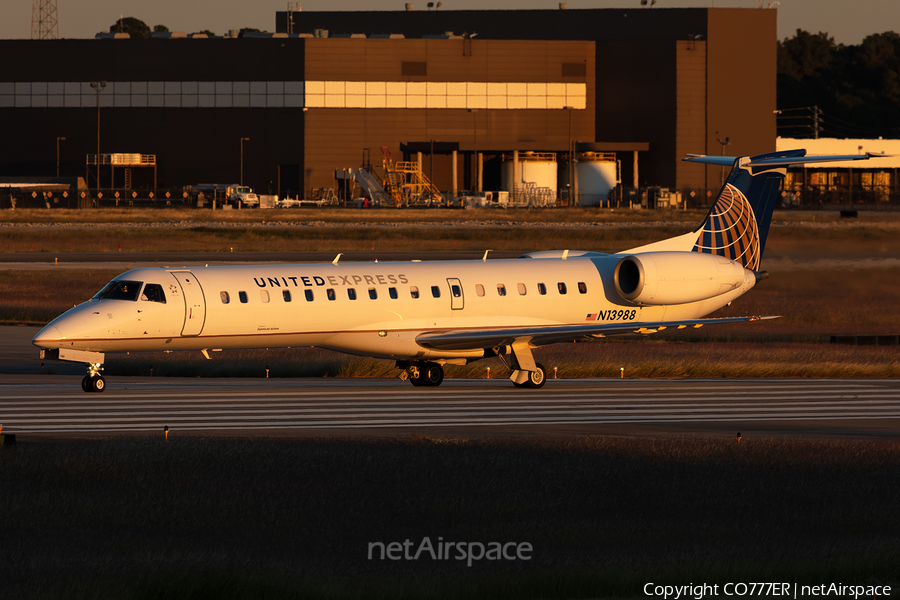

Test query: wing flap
[415,316,779,351]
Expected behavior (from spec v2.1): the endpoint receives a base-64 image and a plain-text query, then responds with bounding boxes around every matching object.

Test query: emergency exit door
[447,278,464,310]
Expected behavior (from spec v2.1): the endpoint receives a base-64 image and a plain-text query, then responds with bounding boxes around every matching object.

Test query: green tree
[109,17,151,39]
[194,29,216,37]
[153,24,169,33]
[238,28,261,37]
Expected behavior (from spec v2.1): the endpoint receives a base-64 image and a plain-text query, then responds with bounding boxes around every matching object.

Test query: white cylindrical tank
[501,153,558,204]
[561,152,618,206]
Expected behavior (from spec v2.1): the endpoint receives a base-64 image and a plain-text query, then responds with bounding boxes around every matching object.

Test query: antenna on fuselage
[333,253,342,264]
[482,250,492,262]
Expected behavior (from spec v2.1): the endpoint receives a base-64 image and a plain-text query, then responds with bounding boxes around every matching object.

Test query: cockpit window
[96,280,142,301]
[141,283,166,304]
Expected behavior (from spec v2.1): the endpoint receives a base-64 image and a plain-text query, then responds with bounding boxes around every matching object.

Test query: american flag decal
[586,313,598,321]
[693,183,761,270]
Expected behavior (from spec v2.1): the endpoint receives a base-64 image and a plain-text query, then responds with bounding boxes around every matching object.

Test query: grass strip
[2,436,898,599]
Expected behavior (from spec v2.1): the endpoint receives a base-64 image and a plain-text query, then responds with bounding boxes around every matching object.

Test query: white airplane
[34,149,880,392]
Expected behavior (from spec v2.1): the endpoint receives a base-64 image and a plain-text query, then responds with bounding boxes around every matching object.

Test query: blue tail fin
[683,149,878,269]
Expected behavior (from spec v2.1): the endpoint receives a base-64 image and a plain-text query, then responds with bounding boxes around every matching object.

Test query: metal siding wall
[0,39,306,191]
[675,40,707,190]
[302,39,594,193]
[705,8,776,190]
[595,40,677,188]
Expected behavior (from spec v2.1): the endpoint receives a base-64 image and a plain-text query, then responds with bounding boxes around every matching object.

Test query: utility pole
[240,137,250,186]
[716,134,730,186]
[90,81,106,190]
[56,136,65,177]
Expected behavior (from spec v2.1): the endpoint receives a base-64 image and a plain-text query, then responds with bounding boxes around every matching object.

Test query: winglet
[333,253,342,265]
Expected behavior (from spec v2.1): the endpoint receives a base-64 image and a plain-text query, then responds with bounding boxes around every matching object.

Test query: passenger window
[260,290,270,303]
[410,286,420,299]
[497,284,506,297]
[476,284,485,297]
[239,291,248,303]
[283,290,292,302]
[327,288,336,301]
[305,289,314,301]
[451,284,461,297]
[368,288,377,300]
[538,283,547,295]
[558,282,567,294]
[141,283,166,303]
[578,282,587,294]
[220,291,230,304]
[348,288,357,300]
[431,285,441,298]
[389,287,398,299]
[517,283,526,296]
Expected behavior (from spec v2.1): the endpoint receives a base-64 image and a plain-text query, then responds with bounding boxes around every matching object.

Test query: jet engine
[613,251,750,305]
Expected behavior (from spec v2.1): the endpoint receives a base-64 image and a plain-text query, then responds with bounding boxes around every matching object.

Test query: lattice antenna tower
[32,0,60,40]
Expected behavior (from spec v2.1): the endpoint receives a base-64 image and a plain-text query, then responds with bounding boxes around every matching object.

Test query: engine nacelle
[614,251,750,305]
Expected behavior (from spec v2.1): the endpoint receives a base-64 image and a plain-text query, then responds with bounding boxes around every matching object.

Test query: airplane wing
[415,316,779,351]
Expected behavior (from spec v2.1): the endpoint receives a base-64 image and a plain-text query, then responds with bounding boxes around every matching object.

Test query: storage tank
[571,152,618,206]
[501,152,558,205]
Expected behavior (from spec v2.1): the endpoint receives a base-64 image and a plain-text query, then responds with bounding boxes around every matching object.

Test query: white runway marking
[2,378,900,433]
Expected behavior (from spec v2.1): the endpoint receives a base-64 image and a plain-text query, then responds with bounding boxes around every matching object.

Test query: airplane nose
[33,325,63,348]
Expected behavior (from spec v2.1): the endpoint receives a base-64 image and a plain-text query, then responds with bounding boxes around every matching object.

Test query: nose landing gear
[82,362,106,393]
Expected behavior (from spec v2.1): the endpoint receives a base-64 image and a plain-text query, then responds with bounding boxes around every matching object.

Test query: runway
[2,376,900,438]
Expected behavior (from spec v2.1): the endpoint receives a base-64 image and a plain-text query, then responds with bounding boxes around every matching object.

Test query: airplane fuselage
[34,254,756,362]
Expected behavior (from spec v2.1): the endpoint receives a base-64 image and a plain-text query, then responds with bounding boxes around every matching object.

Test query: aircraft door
[171,271,206,336]
[447,278,464,310]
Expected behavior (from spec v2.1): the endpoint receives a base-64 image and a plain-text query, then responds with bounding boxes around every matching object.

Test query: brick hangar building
[0,6,775,204]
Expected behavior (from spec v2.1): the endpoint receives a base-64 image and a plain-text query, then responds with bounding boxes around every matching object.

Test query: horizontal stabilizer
[683,151,888,168]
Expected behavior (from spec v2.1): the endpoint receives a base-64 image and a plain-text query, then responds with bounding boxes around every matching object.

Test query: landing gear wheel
[88,375,106,393]
[81,375,91,392]
[422,363,444,387]
[409,373,425,387]
[525,363,546,389]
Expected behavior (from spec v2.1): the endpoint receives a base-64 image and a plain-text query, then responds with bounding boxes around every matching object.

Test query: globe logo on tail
[693,183,761,270]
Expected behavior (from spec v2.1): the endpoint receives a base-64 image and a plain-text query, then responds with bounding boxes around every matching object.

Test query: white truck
[226,184,259,207]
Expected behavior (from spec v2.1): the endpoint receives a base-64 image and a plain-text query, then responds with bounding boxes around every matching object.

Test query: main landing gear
[398,361,444,387]
[512,363,547,389]
[81,362,106,393]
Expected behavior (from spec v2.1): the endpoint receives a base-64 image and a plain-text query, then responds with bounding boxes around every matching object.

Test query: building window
[562,63,587,77]
[517,283,527,296]
[475,284,485,297]
[348,288,357,300]
[402,61,427,76]
[497,284,507,297]
[431,285,441,298]
[283,290,292,302]
[305,289,314,301]
[558,282,567,294]
[537,283,547,295]
[239,291,248,303]
[260,290,270,303]
[410,286,419,299]
[578,282,587,294]
[389,287,398,299]
[368,288,377,300]
[220,291,230,304]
